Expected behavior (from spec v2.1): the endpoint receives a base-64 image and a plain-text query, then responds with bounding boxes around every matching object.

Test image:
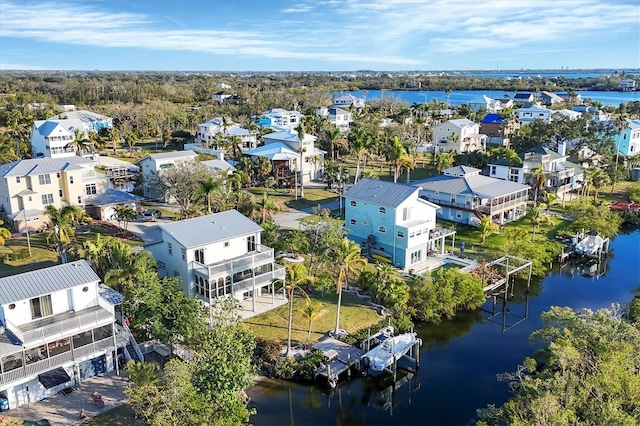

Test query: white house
[616,79,636,91]
[138,150,198,198]
[147,210,286,317]
[343,178,454,269]
[331,94,365,109]
[432,119,487,153]
[244,129,325,185]
[194,117,257,151]
[31,110,113,159]
[254,108,304,130]
[487,144,585,199]
[515,105,552,124]
[0,157,110,232]
[552,109,582,121]
[316,106,353,131]
[212,91,233,103]
[0,261,136,409]
[468,95,502,113]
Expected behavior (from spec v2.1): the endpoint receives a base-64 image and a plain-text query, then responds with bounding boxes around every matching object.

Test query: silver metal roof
[140,150,197,162]
[0,157,92,178]
[0,260,100,305]
[415,174,530,199]
[159,210,262,249]
[344,178,419,208]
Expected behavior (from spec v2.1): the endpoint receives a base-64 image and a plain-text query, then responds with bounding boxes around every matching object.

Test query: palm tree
[540,190,558,213]
[0,219,11,246]
[387,136,413,183]
[297,299,322,341]
[324,127,341,161]
[0,144,18,165]
[112,204,137,231]
[530,166,546,205]
[255,192,279,224]
[526,206,551,241]
[196,176,221,214]
[436,151,456,174]
[69,129,90,156]
[334,238,367,335]
[295,124,307,198]
[478,216,499,244]
[45,205,82,263]
[285,263,311,356]
[586,168,611,201]
[348,127,367,184]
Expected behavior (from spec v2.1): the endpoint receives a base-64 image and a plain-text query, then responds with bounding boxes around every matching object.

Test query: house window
[69,176,74,184]
[41,194,54,205]
[410,250,422,264]
[379,207,386,214]
[30,294,52,319]
[167,242,173,255]
[85,184,97,195]
[350,201,357,207]
[350,218,357,225]
[195,249,204,264]
[181,248,186,261]
[402,207,411,221]
[224,241,230,248]
[28,196,32,202]
[38,174,51,185]
[397,231,404,238]
[56,172,61,178]
[77,196,82,204]
[378,226,386,233]
[59,190,63,197]
[16,176,20,183]
[491,166,497,175]
[456,211,462,219]
[247,235,256,251]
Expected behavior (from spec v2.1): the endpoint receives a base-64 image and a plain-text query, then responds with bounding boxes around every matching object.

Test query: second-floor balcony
[190,244,278,279]
[5,301,113,346]
[476,195,529,215]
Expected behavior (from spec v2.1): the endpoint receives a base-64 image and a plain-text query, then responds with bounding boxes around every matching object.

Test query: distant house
[194,117,257,151]
[253,108,304,130]
[212,91,233,103]
[488,145,585,199]
[609,119,640,156]
[0,157,110,232]
[138,150,198,198]
[432,119,487,153]
[244,129,325,185]
[0,260,134,409]
[552,109,582,121]
[572,105,611,123]
[343,178,454,269]
[331,94,365,109]
[147,210,286,317]
[201,158,236,175]
[30,110,113,159]
[616,79,636,91]
[468,95,502,113]
[539,91,565,105]
[415,166,530,226]
[316,106,353,131]
[480,113,520,145]
[515,105,552,124]
[513,92,535,107]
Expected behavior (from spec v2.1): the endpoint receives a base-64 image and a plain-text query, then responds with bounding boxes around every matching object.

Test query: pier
[313,337,363,387]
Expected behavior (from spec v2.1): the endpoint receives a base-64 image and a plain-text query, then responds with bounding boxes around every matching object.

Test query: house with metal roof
[138,150,198,198]
[488,145,585,200]
[343,178,455,269]
[480,113,520,146]
[0,157,111,232]
[467,95,502,113]
[147,210,286,318]
[515,105,552,124]
[432,119,487,154]
[252,108,304,130]
[331,94,365,109]
[608,119,640,156]
[0,260,137,410]
[316,106,353,131]
[414,166,530,226]
[194,117,257,151]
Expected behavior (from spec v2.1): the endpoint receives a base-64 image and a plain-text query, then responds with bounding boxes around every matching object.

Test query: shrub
[254,338,281,363]
[294,350,325,382]
[274,358,295,380]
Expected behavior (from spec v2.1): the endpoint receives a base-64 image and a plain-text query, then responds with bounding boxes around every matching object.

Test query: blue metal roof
[99,284,124,305]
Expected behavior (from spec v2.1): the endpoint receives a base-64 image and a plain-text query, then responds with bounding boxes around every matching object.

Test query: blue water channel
[247,228,640,426]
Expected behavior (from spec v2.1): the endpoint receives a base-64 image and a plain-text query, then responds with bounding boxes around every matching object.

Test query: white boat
[361,333,418,372]
[574,233,604,256]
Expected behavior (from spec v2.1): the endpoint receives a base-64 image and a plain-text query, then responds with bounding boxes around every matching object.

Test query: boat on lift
[574,232,604,256]
[361,332,419,373]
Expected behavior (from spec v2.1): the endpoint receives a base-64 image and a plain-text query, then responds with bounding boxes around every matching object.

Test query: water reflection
[482,288,530,332]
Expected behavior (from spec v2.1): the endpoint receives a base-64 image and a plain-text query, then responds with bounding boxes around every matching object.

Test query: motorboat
[574,232,604,256]
[361,332,418,372]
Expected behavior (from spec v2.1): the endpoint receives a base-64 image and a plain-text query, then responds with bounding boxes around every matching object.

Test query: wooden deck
[313,337,363,383]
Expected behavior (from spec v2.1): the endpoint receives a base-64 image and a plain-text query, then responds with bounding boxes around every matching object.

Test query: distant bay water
[334,89,639,107]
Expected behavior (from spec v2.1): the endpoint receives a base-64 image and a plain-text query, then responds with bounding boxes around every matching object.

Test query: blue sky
[1,0,638,71]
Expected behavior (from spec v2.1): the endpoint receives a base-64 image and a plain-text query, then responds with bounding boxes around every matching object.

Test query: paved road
[118,217,170,244]
[273,200,340,229]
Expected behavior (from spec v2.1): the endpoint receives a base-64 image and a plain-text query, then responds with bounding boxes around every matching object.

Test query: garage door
[79,355,107,379]
[104,207,116,221]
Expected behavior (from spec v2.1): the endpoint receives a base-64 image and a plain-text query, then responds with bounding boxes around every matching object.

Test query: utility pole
[23,209,32,258]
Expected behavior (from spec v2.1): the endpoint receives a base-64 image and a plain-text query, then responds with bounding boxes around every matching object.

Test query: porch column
[500,211,505,225]
[252,272,256,312]
[112,322,119,375]
[440,236,445,254]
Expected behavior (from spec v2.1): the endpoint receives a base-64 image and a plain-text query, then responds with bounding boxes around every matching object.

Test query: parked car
[142,209,162,222]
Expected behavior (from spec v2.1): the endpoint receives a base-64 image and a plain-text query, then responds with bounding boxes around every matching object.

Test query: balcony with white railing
[190,244,278,279]
[232,264,286,295]
[15,305,113,346]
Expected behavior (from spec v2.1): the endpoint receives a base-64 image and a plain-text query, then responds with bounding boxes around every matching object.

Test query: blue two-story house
[344,178,455,269]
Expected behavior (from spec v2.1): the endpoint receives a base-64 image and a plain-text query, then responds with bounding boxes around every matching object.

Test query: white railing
[3,317,25,343]
[233,267,286,295]
[0,368,24,386]
[192,245,277,278]
[25,351,73,376]
[21,308,113,344]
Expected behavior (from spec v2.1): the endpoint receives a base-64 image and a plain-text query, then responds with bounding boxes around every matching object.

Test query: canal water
[248,228,640,426]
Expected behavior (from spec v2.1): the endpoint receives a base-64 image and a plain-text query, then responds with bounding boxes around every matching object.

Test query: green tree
[584,167,611,201]
[112,204,137,231]
[69,129,90,156]
[333,238,367,334]
[627,181,640,203]
[526,206,552,241]
[539,190,558,212]
[566,200,622,239]
[45,205,83,262]
[530,165,546,205]
[478,216,499,244]
[196,175,222,214]
[285,262,311,356]
[152,159,214,217]
[436,151,456,174]
[297,299,323,341]
[0,219,12,246]
[254,192,279,224]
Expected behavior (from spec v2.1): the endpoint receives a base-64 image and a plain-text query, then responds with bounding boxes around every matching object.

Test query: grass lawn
[84,404,144,426]
[247,187,338,211]
[338,156,437,184]
[0,225,143,277]
[243,291,382,345]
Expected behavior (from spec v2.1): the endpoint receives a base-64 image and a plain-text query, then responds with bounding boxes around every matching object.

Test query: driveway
[120,217,170,244]
[274,200,340,229]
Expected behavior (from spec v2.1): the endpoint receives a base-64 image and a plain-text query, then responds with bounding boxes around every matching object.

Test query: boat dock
[313,337,363,387]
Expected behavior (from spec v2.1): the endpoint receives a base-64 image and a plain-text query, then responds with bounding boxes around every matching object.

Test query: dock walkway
[313,337,363,385]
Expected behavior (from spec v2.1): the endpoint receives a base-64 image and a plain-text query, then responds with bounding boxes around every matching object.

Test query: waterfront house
[331,94,365,109]
[0,260,135,409]
[513,92,535,107]
[316,106,353,131]
[253,108,304,130]
[616,79,636,91]
[609,119,640,156]
[0,157,110,232]
[468,95,501,113]
[343,178,455,269]
[147,210,286,316]
[138,150,197,199]
[415,166,530,226]
[539,91,565,105]
[432,119,487,153]
[487,144,584,200]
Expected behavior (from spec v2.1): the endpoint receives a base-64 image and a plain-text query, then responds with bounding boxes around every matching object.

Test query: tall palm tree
[526,206,551,241]
[436,151,456,174]
[586,167,611,201]
[285,263,311,356]
[324,128,341,161]
[530,166,546,205]
[196,176,221,214]
[334,238,366,335]
[540,190,558,213]
[45,205,82,263]
[69,129,90,156]
[295,124,307,198]
[297,298,322,341]
[255,192,279,224]
[387,136,413,183]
